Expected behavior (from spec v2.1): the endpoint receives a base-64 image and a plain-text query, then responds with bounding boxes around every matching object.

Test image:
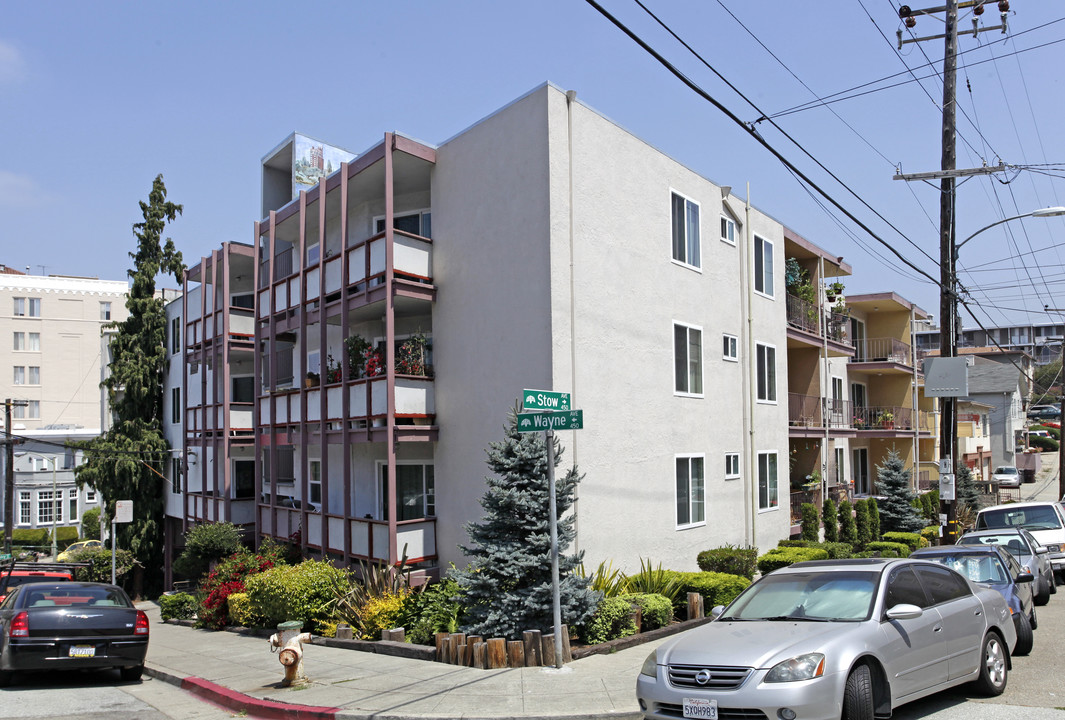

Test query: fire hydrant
[269,621,313,686]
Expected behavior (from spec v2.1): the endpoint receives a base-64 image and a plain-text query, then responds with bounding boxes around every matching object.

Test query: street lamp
[940,206,1065,542]
[14,452,58,560]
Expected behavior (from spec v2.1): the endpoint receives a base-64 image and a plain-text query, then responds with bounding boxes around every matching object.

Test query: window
[26,401,39,419]
[758,451,778,510]
[100,302,111,320]
[375,210,432,239]
[914,565,971,605]
[86,487,96,503]
[171,317,181,354]
[171,458,182,495]
[674,323,703,395]
[676,455,705,527]
[720,216,736,245]
[69,489,77,522]
[835,447,846,485]
[234,460,254,500]
[754,235,774,297]
[381,463,435,521]
[28,298,40,317]
[885,566,928,609]
[756,343,777,402]
[13,367,24,385]
[19,492,30,525]
[722,334,738,362]
[725,453,741,480]
[232,376,255,404]
[13,332,24,351]
[13,297,24,316]
[671,192,700,268]
[171,388,181,424]
[28,333,39,351]
[309,460,322,507]
[37,490,54,524]
[28,366,39,384]
[13,404,24,419]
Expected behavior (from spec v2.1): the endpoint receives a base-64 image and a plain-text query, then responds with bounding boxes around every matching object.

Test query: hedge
[159,592,198,622]
[11,528,48,548]
[881,532,926,552]
[52,526,79,550]
[582,596,638,645]
[618,593,673,631]
[865,541,910,558]
[696,546,758,580]
[757,547,829,575]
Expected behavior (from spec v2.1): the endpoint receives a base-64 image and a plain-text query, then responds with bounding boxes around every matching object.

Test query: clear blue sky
[4,1,1064,329]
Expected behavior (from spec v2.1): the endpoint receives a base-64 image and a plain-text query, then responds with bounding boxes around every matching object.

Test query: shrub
[197,548,280,629]
[581,597,638,645]
[696,546,758,580]
[245,559,349,634]
[822,499,838,542]
[838,501,857,545]
[624,559,682,604]
[11,528,48,549]
[867,498,880,541]
[175,522,244,580]
[854,501,872,549]
[672,572,751,610]
[158,592,198,622]
[800,503,819,541]
[52,526,79,550]
[226,592,255,627]
[778,539,813,548]
[618,593,672,630]
[866,541,910,558]
[819,542,855,560]
[920,525,939,546]
[400,575,464,645]
[580,560,628,597]
[757,547,829,575]
[1029,435,1059,452]
[358,591,410,640]
[81,507,101,540]
[71,547,138,585]
[881,532,923,552]
[1032,424,1060,440]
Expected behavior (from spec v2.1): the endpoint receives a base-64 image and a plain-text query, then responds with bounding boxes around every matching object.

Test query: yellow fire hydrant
[269,621,313,686]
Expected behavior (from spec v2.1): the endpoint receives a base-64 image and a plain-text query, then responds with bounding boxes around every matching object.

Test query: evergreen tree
[956,463,980,514]
[76,175,183,597]
[453,405,600,640]
[822,498,838,542]
[867,498,881,541]
[874,449,925,534]
[800,503,819,541]
[854,501,871,549]
[838,500,857,545]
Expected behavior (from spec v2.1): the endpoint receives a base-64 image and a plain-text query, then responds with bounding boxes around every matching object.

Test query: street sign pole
[112,500,133,586]
[545,427,563,669]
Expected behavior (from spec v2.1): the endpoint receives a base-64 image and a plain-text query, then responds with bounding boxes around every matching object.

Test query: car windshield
[979,506,1063,531]
[959,534,1029,558]
[918,554,1008,584]
[720,571,877,622]
[993,467,1018,475]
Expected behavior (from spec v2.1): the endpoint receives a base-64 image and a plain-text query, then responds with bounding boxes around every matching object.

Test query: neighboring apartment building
[915,320,1064,365]
[0,269,124,537]
[166,83,795,580]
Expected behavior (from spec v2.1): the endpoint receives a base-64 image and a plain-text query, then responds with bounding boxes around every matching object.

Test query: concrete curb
[144,663,341,719]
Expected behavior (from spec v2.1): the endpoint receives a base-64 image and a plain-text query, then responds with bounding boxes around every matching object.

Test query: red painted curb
[180,676,340,720]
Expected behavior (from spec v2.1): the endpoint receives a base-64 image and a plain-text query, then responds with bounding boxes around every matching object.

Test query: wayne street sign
[522,389,571,411]
[517,410,583,432]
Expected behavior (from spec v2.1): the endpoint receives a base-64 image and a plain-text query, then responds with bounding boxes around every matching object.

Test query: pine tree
[76,175,184,597]
[874,449,925,534]
[956,463,980,513]
[453,405,600,640]
[822,498,838,542]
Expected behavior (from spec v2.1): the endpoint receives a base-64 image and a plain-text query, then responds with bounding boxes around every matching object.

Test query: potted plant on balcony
[305,371,320,389]
[878,411,895,429]
[826,280,845,302]
[396,331,431,376]
[853,415,867,429]
[345,334,371,378]
[325,355,342,384]
[363,347,384,377]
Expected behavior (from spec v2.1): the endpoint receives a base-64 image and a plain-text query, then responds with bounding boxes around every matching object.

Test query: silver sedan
[636,558,1016,720]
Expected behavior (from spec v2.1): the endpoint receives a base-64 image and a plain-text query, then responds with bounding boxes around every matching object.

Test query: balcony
[259,506,436,564]
[849,337,912,367]
[786,293,854,356]
[788,394,928,434]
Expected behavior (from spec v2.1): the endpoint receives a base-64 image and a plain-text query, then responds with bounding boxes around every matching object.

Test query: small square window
[725,453,741,479]
[722,334,738,362]
[720,216,736,245]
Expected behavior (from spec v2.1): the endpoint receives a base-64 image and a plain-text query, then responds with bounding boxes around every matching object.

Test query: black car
[0,582,149,686]
[911,545,1037,656]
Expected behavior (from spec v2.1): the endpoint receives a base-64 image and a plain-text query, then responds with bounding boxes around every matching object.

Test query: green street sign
[517,410,584,432]
[522,389,571,411]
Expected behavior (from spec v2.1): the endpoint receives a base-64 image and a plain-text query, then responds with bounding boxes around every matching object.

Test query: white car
[977,501,1065,583]
[991,466,1021,488]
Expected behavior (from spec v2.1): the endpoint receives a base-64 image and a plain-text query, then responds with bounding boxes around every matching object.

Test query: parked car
[1027,405,1060,420]
[976,501,1065,583]
[636,558,1015,720]
[0,562,75,604]
[958,528,1057,605]
[991,466,1021,488]
[0,581,148,686]
[56,540,103,563]
[911,545,1036,656]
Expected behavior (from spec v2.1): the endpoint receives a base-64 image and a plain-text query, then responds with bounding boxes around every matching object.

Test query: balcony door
[852,448,870,495]
[851,317,867,360]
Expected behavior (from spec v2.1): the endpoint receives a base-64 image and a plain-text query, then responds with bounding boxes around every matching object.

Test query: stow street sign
[517,410,584,432]
[522,389,571,412]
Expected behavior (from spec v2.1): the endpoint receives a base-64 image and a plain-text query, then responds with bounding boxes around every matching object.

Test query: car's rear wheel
[842,664,874,720]
[972,631,1008,696]
[1013,612,1034,656]
[119,665,143,681]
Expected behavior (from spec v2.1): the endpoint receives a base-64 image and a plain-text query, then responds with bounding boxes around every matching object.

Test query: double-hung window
[309,460,322,507]
[754,235,774,297]
[18,492,30,525]
[100,302,111,320]
[13,298,25,317]
[671,192,700,268]
[13,367,25,385]
[674,323,703,395]
[758,452,779,510]
[28,366,39,384]
[676,455,705,527]
[28,298,40,317]
[13,332,24,351]
[37,490,54,524]
[28,333,39,351]
[756,343,777,402]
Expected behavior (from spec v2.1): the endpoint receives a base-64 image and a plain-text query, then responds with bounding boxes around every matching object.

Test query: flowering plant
[395,332,430,376]
[853,415,867,427]
[363,348,384,377]
[325,355,342,384]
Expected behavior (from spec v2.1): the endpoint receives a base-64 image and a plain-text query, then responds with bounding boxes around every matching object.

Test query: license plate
[68,646,95,658]
[683,698,718,719]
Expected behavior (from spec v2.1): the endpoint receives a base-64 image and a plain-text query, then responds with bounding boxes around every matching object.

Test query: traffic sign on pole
[522,389,571,412]
[517,410,583,432]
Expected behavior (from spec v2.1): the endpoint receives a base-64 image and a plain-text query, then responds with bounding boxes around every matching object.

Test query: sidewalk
[141,602,653,720]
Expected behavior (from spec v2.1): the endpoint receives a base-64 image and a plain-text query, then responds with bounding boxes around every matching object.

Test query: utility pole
[3,399,28,557]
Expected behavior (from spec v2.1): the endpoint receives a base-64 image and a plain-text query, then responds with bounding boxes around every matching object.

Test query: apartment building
[166,83,798,578]
[915,320,1064,365]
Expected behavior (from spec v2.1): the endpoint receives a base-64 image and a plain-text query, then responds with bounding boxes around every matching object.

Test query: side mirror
[1035,546,1049,554]
[1016,572,1034,584]
[711,605,725,620]
[886,604,923,621]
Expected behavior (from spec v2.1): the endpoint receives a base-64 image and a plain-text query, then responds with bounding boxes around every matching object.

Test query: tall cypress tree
[874,449,925,533]
[453,405,600,640]
[76,175,183,597]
